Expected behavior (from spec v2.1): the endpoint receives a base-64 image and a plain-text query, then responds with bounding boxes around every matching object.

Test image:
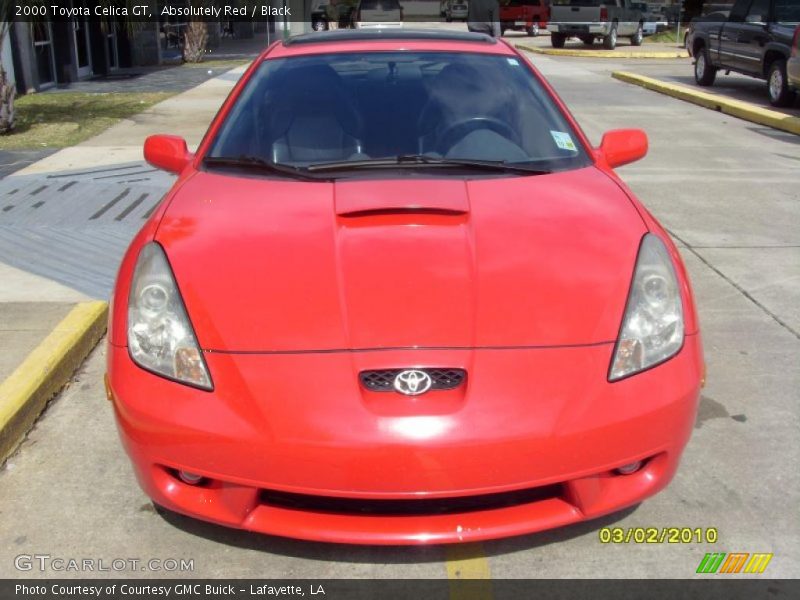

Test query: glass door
[32,22,56,88]
[106,25,119,70]
[72,1,92,78]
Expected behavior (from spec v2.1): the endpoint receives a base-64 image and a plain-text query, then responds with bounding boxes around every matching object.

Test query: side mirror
[598,129,648,169]
[144,134,192,174]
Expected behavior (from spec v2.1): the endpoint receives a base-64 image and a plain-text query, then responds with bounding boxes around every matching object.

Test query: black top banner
[2,1,740,26]
[3,1,476,24]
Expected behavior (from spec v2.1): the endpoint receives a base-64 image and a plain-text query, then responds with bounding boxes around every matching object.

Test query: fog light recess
[178,470,204,485]
[615,461,643,475]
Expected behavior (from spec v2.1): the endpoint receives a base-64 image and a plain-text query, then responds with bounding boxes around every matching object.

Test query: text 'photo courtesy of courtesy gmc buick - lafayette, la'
[548,0,645,49]
[690,0,800,106]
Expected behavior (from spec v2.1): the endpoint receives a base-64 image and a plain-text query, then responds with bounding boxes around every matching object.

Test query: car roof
[268,29,515,59]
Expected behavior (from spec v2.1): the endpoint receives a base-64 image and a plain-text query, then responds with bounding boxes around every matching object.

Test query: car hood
[157,167,646,352]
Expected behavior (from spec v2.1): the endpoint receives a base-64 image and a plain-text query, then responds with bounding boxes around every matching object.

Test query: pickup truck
[547,0,645,50]
[689,0,800,107]
[500,0,550,37]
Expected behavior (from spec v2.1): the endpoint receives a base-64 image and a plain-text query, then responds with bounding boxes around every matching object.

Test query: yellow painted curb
[612,71,800,136]
[517,43,688,59]
[0,301,108,464]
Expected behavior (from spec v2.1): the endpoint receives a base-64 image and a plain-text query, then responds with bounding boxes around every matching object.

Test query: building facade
[3,1,301,94]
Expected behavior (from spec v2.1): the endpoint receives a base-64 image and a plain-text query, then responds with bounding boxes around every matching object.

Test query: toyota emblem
[393,370,433,396]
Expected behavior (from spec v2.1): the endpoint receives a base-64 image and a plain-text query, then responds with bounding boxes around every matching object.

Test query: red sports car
[106,29,703,545]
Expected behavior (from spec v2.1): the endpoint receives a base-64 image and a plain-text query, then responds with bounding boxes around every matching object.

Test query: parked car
[548,0,645,49]
[689,0,800,107]
[112,28,703,545]
[311,0,357,30]
[642,17,668,36]
[500,0,550,37]
[445,0,469,22]
[683,10,731,52]
[789,24,800,92]
[355,0,404,28]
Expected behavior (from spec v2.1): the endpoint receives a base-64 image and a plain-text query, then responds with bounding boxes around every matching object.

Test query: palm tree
[182,0,232,63]
[183,18,208,63]
[0,2,16,133]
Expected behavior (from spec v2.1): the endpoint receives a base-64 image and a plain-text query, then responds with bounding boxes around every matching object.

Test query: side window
[745,0,770,22]
[729,0,753,23]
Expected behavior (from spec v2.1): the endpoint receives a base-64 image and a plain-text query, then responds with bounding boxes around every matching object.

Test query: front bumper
[108,335,702,544]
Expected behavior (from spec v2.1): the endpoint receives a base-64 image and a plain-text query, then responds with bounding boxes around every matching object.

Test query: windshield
[206,52,591,175]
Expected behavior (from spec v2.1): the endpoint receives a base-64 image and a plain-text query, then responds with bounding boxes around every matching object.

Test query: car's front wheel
[551,33,566,48]
[767,59,796,107]
[312,18,328,32]
[527,24,539,37]
[694,46,717,86]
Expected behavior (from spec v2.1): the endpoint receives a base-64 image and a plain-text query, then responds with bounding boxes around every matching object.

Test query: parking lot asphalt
[0,46,798,579]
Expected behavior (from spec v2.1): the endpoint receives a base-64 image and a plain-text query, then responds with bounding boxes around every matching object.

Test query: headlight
[609,234,684,381]
[127,242,212,390]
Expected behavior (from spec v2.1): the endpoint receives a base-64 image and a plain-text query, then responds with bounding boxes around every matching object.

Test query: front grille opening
[360,368,466,392]
[260,484,564,517]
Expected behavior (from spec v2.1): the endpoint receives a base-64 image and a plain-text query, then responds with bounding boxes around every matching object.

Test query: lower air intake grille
[260,484,564,516]
[359,368,466,392]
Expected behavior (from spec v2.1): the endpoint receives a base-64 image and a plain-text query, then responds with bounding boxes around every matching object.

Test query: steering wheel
[435,117,518,155]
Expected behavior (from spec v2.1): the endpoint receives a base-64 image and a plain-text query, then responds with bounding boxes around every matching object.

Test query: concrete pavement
[0,149,57,180]
[0,267,92,463]
[0,42,797,579]
[0,63,248,476]
[0,65,246,298]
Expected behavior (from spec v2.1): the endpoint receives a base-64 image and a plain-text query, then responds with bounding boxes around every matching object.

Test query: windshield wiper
[306,155,551,175]
[203,155,322,181]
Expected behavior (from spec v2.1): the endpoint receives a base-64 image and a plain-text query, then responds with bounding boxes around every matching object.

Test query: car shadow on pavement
[744,126,800,144]
[657,75,800,113]
[154,503,640,563]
